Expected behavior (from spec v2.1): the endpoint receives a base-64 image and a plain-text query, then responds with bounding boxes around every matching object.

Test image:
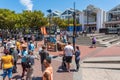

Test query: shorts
[3,67,13,78]
[65,56,72,63]
[92,41,96,44]
[26,66,33,78]
[21,62,27,71]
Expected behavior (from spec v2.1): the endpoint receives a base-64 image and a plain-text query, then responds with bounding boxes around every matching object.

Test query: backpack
[39,50,49,63]
[25,56,32,68]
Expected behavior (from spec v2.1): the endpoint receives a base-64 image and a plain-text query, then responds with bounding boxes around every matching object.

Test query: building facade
[61,8,81,20]
[105,4,120,28]
[79,5,106,32]
[47,4,120,32]
[47,10,61,18]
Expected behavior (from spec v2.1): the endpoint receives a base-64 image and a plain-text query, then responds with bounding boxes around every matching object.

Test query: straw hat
[21,44,27,48]
[10,45,15,48]
[30,40,33,43]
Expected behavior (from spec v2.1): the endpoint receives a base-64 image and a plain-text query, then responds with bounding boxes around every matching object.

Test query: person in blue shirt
[28,41,35,52]
[75,46,80,72]
[0,37,2,46]
[19,44,28,78]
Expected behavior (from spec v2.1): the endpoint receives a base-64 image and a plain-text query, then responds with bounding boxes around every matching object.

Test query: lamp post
[47,9,52,35]
[67,9,70,41]
[73,2,76,51]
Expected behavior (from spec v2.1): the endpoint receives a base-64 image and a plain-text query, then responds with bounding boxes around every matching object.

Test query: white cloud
[20,0,33,11]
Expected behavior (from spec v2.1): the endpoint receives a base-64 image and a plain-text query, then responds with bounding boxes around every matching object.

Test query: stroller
[61,56,66,70]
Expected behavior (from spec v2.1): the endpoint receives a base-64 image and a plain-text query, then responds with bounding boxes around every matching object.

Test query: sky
[0,0,120,15]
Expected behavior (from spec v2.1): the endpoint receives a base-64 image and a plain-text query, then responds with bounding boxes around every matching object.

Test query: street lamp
[73,2,76,51]
[67,9,70,27]
[67,9,70,41]
[47,9,52,35]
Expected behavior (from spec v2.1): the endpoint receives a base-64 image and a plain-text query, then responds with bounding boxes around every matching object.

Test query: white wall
[97,9,104,31]
[79,12,85,31]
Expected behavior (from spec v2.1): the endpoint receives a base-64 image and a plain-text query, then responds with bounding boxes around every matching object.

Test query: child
[91,36,96,48]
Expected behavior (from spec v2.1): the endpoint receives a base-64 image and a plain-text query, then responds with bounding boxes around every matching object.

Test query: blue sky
[0,0,120,15]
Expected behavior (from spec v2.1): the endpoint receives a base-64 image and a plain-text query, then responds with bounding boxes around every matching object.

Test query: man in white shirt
[63,42,74,72]
[6,39,12,51]
[11,38,16,46]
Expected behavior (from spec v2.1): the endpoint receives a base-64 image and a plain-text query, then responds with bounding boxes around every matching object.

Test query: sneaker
[76,69,79,72]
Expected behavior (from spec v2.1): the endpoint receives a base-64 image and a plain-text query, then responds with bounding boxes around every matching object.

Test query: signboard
[67,26,82,32]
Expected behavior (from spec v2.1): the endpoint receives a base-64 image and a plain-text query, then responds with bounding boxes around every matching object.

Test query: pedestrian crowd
[0,38,53,80]
[0,36,81,80]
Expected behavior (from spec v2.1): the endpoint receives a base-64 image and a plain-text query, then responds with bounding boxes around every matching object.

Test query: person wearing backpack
[26,50,39,80]
[39,45,49,72]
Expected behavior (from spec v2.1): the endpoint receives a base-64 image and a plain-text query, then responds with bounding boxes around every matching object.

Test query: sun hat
[10,45,15,48]
[21,44,27,48]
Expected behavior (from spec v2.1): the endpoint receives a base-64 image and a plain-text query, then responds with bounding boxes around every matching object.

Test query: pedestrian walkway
[0,55,75,80]
[81,56,120,80]
[0,39,120,80]
[94,44,120,57]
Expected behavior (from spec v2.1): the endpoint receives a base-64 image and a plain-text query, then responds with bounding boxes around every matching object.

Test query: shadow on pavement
[12,75,21,79]
[82,67,120,70]
[52,56,59,59]
[70,69,77,72]
[12,75,42,80]
[57,65,76,73]
[33,77,42,80]
[57,65,67,73]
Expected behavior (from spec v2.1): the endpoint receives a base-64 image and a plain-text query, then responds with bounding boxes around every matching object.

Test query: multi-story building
[61,8,81,21]
[79,5,106,32]
[50,5,106,32]
[47,10,61,18]
[105,4,120,28]
[47,4,120,33]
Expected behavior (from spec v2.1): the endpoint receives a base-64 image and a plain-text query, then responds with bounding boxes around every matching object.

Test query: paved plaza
[0,34,120,80]
[1,0,120,80]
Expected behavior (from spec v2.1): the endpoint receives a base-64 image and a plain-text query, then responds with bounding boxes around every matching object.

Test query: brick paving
[94,44,120,57]
[10,58,74,80]
[0,41,75,80]
[0,39,120,80]
[0,54,74,80]
[33,37,120,80]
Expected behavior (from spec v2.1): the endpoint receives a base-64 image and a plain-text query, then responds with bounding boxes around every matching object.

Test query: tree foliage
[52,17,67,28]
[0,9,80,30]
[0,9,16,29]
[0,9,48,30]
